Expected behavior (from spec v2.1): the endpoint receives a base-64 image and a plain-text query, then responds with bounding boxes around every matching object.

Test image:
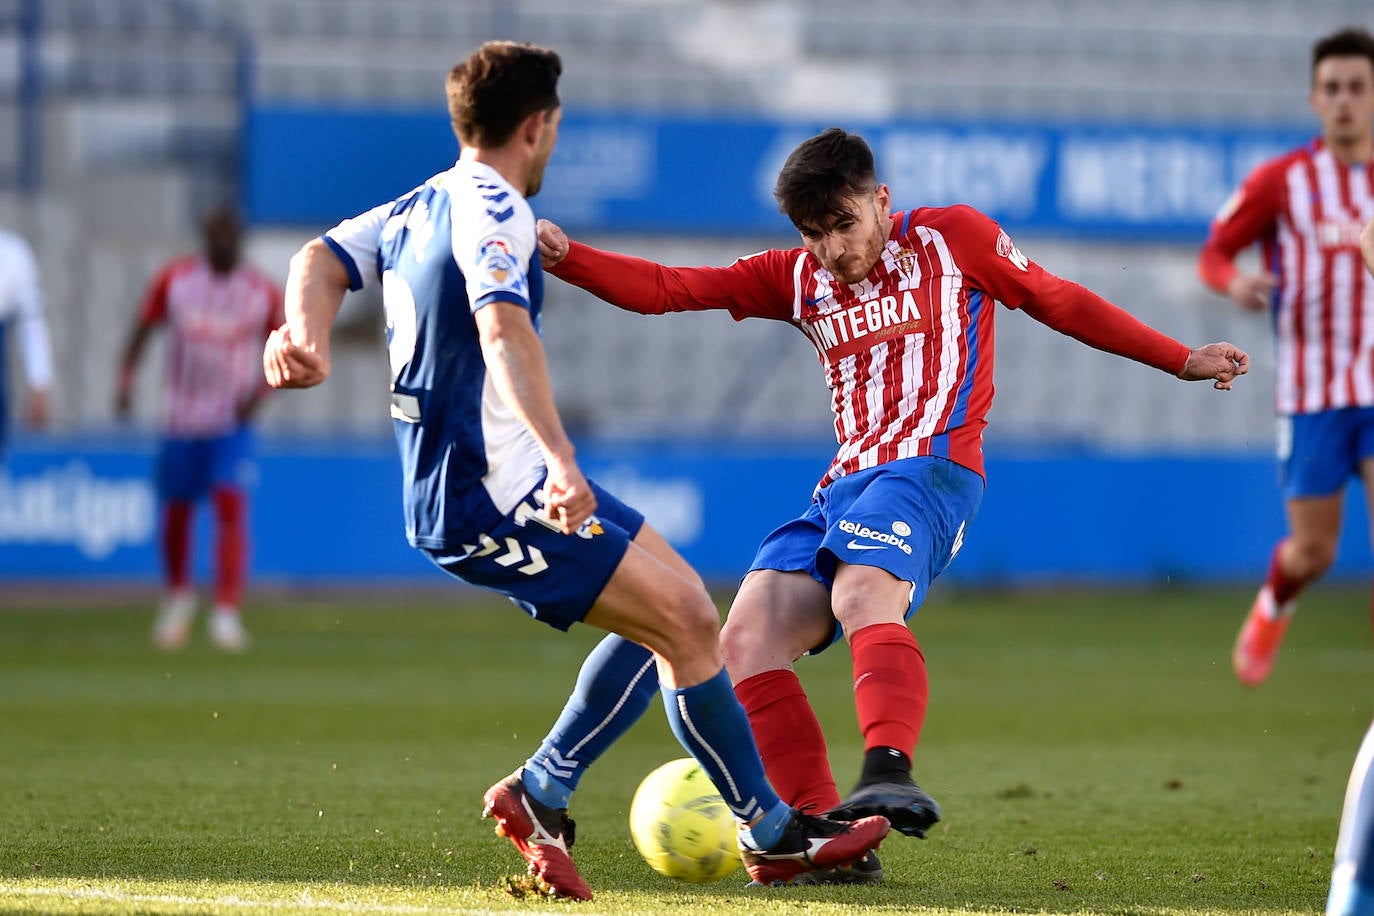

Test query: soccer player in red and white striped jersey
[538,127,1246,878]
[1199,27,1374,689]
[116,206,282,652]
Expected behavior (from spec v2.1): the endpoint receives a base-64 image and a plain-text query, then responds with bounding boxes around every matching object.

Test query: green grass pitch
[0,584,1368,915]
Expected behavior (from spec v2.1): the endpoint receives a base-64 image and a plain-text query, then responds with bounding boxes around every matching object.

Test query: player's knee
[656,582,722,654]
[831,582,904,629]
[1290,536,1337,579]
[719,614,761,671]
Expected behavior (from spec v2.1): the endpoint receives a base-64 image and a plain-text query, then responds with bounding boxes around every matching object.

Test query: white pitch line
[0,884,569,916]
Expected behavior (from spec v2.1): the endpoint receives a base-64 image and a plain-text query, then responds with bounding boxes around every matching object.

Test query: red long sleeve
[1196,155,1287,294]
[1021,275,1190,375]
[549,240,794,320]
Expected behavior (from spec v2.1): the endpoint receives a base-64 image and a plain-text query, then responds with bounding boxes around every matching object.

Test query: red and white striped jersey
[139,255,282,437]
[553,205,1188,487]
[1199,139,1374,415]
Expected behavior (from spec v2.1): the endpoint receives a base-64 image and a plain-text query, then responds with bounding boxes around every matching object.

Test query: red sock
[212,487,246,609]
[162,501,193,592]
[849,622,927,756]
[734,670,840,811]
[1267,539,1306,606]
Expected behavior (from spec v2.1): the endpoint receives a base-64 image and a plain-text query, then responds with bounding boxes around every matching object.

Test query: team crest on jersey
[996,229,1028,272]
[479,238,515,285]
[891,246,920,283]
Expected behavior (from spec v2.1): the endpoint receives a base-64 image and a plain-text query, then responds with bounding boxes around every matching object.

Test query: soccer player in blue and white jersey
[262,41,888,900]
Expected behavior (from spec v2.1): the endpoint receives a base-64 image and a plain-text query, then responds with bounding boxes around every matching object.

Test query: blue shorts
[422,475,646,632]
[750,456,984,652]
[1278,408,1374,499]
[157,427,254,502]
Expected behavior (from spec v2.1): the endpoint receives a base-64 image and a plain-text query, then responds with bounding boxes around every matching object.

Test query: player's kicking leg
[725,568,884,884]
[584,532,891,888]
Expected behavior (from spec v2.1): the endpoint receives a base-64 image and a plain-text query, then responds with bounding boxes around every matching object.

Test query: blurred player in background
[1327,216,1374,916]
[0,225,52,454]
[262,41,888,900]
[536,126,1248,882]
[116,205,281,652]
[1198,27,1374,688]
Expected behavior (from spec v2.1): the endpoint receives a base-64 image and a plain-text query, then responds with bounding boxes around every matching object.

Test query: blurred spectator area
[2,0,1366,449]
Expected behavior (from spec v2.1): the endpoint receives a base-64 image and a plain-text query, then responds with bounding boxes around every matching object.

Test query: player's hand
[542,451,597,535]
[536,219,570,268]
[263,323,329,389]
[1226,272,1277,312]
[1177,341,1250,390]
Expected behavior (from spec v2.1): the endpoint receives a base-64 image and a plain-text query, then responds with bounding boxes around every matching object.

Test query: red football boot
[740,809,890,887]
[482,768,592,900]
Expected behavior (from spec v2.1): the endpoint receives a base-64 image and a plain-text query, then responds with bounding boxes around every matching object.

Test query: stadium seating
[0,0,1360,448]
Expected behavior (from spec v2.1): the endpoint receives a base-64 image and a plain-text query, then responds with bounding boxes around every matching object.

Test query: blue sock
[522,634,658,810]
[662,667,792,849]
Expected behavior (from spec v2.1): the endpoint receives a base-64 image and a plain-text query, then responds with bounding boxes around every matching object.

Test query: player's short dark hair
[773,128,879,231]
[447,41,561,148]
[1312,27,1374,80]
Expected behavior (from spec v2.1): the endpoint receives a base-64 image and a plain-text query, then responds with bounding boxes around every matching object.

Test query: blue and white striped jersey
[324,160,546,549]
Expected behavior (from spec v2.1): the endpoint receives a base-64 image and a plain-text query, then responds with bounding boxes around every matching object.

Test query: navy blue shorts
[422,476,646,632]
[1278,407,1374,499]
[157,427,254,501]
[750,456,983,652]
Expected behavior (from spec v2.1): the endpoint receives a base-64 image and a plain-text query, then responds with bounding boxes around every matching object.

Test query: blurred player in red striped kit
[116,205,283,652]
[535,127,1248,882]
[1199,27,1374,688]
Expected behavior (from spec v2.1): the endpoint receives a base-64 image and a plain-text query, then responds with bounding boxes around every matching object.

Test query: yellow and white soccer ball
[628,757,742,883]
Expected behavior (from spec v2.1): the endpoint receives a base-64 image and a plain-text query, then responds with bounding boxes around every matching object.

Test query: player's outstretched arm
[265,238,347,389]
[1176,342,1250,390]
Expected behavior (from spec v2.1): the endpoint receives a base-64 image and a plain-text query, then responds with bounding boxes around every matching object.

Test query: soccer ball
[628,757,742,883]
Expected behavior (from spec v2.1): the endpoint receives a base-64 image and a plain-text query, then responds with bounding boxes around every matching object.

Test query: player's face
[202,210,242,273]
[526,105,562,198]
[1311,56,1374,148]
[796,184,892,285]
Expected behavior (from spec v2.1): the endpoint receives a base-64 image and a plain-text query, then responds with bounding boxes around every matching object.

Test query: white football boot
[151,591,196,650]
[208,607,250,652]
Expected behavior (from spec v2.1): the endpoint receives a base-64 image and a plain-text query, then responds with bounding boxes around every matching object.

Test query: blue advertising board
[0,437,1367,589]
[245,106,1309,240]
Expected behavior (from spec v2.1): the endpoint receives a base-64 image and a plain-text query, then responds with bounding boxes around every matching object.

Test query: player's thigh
[820,456,982,628]
[721,569,835,678]
[831,562,915,633]
[424,476,648,632]
[584,542,721,685]
[631,522,707,592]
[1357,455,1374,552]
[1285,493,1344,560]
